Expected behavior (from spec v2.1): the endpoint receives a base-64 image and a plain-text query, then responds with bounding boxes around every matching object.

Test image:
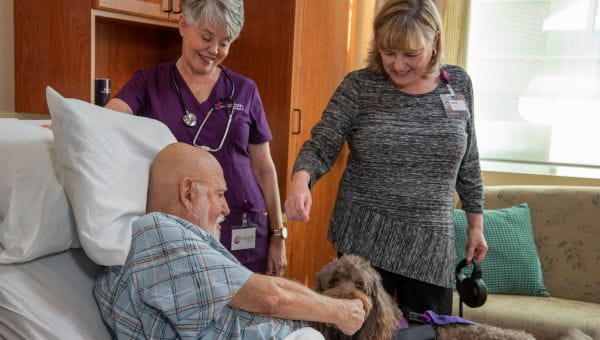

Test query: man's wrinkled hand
[336,299,365,335]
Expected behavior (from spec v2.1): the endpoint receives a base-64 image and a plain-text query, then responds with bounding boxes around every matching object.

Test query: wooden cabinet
[15,0,92,114]
[225,0,351,286]
[93,17,181,103]
[15,0,181,114]
[15,0,351,287]
[94,0,181,22]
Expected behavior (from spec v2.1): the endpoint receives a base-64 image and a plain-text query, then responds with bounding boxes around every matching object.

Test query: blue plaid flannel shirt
[94,212,305,339]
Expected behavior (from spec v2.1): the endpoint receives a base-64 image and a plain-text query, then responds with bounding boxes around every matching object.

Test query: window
[467,0,600,176]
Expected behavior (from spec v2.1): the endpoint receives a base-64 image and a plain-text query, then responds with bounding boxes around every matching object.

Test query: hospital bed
[0,249,111,339]
[0,114,111,339]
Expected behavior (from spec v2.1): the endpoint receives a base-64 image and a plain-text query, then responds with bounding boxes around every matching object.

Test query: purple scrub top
[115,61,273,269]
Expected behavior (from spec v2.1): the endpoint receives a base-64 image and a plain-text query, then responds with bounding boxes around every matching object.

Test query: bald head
[147,143,229,235]
[148,143,222,193]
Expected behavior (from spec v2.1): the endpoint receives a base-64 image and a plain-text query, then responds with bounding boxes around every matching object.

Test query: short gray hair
[181,0,244,40]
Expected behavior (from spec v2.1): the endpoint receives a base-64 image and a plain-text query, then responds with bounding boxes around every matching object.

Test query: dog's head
[313,254,401,340]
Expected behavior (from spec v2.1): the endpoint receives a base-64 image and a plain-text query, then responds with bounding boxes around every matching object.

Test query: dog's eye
[355,281,364,290]
[328,278,339,288]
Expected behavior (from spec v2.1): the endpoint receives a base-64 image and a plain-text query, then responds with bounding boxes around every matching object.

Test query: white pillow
[46,87,177,265]
[0,120,79,263]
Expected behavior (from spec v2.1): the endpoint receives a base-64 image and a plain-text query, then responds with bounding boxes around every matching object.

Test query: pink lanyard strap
[440,69,455,96]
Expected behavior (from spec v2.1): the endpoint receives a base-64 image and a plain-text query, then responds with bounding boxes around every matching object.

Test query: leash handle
[406,311,428,325]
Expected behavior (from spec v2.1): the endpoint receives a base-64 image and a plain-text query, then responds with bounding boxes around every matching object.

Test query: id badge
[231,227,256,250]
[440,93,469,118]
[231,212,257,250]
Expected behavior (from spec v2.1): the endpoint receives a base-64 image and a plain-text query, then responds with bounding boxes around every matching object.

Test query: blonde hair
[366,0,443,75]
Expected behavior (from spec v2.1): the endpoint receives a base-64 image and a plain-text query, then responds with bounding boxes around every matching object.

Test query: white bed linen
[0,120,79,263]
[0,249,110,339]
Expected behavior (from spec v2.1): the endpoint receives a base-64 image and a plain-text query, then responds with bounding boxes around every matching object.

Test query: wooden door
[285,0,352,287]
[94,0,170,21]
[222,0,296,201]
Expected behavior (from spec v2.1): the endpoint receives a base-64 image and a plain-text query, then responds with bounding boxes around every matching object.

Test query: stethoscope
[171,61,236,152]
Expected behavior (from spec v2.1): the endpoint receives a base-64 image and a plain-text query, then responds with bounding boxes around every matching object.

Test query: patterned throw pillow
[454,203,550,296]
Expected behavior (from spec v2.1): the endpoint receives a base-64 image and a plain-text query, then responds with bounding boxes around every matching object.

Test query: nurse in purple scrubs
[105,0,287,276]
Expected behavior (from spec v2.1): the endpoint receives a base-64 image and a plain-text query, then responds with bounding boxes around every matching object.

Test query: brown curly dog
[313,254,539,340]
[311,254,401,340]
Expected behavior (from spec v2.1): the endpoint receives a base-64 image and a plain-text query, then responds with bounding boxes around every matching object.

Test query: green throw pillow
[454,203,550,296]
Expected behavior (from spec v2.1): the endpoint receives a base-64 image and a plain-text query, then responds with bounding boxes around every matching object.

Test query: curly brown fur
[438,323,598,340]
[437,323,535,340]
[311,254,401,340]
[314,254,540,340]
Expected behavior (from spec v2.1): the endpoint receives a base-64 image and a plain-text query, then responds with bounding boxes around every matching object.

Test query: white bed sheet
[0,249,110,339]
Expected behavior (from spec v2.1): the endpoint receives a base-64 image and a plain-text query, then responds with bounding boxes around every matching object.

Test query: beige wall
[0,0,14,111]
[483,171,600,187]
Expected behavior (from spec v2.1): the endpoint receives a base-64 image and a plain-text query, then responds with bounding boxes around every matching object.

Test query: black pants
[374,265,453,315]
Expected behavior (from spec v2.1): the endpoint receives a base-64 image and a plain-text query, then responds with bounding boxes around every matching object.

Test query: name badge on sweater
[440,94,469,118]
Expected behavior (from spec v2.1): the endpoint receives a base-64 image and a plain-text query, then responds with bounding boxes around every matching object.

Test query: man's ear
[179,178,195,211]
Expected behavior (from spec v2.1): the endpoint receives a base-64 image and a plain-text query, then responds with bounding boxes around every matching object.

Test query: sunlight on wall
[348,0,377,71]
[543,0,589,30]
[469,0,600,170]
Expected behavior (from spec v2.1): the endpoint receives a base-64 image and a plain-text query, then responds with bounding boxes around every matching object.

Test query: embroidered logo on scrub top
[216,102,244,112]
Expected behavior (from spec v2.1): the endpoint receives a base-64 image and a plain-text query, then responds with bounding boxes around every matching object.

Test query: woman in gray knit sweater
[285,0,487,315]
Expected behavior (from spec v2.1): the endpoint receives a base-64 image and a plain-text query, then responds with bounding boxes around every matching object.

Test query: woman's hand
[266,236,287,276]
[465,212,487,262]
[284,171,312,221]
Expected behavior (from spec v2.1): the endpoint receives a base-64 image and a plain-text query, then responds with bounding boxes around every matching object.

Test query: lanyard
[440,69,455,96]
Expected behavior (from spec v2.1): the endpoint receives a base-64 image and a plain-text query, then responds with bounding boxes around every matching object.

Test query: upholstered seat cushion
[452,293,600,340]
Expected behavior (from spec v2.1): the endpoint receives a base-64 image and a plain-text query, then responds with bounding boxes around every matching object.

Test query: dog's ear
[359,268,401,340]
[315,256,339,292]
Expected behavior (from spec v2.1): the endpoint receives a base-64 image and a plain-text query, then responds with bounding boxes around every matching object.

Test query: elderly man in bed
[93,143,365,339]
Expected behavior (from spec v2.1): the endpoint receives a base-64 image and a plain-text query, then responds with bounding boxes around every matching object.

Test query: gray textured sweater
[293,65,483,287]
